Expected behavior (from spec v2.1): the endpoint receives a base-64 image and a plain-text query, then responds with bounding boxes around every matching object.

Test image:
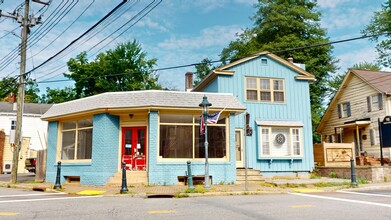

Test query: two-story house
[317,69,391,159]
[0,100,52,174]
[193,52,316,177]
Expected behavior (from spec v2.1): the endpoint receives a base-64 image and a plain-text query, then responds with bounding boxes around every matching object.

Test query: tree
[39,87,77,103]
[362,0,391,67]
[327,62,382,98]
[220,0,338,143]
[65,40,161,98]
[0,76,40,103]
[194,58,214,86]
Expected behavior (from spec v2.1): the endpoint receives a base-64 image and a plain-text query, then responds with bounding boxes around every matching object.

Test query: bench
[178,175,212,185]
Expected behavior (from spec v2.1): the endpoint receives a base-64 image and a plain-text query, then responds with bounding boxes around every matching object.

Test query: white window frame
[259,126,303,158]
[58,118,93,162]
[245,77,285,103]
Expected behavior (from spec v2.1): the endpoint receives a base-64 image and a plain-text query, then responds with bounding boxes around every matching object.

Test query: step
[236,168,265,184]
[106,171,148,186]
[236,169,262,176]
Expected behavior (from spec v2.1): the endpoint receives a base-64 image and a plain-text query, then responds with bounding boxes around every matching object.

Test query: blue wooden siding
[203,56,314,173]
[45,113,120,186]
[148,111,237,185]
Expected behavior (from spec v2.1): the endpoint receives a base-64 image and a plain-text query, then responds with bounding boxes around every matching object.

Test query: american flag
[200,111,222,135]
[207,112,221,124]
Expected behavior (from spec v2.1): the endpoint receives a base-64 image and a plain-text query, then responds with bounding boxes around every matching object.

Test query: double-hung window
[259,126,302,157]
[60,118,93,161]
[367,93,383,112]
[245,77,285,102]
[159,114,227,160]
[337,102,351,118]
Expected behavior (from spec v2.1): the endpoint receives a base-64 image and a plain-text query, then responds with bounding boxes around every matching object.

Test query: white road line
[289,193,391,208]
[337,190,391,198]
[0,192,65,198]
[0,195,103,203]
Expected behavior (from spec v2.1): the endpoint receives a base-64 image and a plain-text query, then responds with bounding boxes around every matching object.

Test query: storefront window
[61,118,93,160]
[159,114,227,159]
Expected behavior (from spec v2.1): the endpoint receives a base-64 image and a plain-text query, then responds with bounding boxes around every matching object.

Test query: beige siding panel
[320,74,389,158]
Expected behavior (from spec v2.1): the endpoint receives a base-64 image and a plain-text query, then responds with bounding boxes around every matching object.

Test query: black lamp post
[199,95,212,189]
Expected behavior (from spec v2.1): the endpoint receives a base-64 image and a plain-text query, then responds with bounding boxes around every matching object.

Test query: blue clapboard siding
[202,55,314,174]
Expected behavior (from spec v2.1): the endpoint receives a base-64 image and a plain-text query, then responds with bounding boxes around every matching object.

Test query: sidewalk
[2,177,390,197]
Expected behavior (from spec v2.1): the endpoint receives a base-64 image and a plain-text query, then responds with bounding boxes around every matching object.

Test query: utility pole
[0,0,47,184]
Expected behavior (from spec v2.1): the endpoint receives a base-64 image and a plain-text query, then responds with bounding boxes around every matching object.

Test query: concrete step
[106,171,147,186]
[236,168,265,184]
[236,175,265,181]
[236,169,263,176]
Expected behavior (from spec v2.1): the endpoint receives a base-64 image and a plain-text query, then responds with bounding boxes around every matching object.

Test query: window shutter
[367,96,372,112]
[347,102,351,117]
[378,93,383,110]
[370,129,375,145]
[337,104,342,118]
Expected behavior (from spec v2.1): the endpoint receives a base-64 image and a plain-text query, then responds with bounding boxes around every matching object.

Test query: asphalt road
[1,188,391,219]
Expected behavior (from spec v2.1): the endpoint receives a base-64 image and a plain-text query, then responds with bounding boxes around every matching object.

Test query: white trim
[256,120,303,127]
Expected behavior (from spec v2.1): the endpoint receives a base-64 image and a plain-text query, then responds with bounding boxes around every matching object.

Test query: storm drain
[147,194,174,198]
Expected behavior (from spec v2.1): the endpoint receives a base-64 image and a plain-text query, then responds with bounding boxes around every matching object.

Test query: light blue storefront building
[42,91,245,186]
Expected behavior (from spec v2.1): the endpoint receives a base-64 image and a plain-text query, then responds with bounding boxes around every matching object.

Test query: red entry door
[122,127,147,170]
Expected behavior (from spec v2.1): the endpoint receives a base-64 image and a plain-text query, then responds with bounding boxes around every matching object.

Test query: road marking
[0,195,103,204]
[337,190,391,198]
[148,210,176,214]
[290,205,315,208]
[0,192,65,198]
[289,193,391,208]
[0,212,19,216]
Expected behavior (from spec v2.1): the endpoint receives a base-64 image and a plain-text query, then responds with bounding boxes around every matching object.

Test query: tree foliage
[220,0,338,143]
[39,87,77,103]
[194,58,214,86]
[362,0,391,67]
[0,76,40,103]
[65,40,161,98]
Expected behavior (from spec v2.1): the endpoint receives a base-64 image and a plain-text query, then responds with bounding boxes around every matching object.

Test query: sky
[0,0,388,93]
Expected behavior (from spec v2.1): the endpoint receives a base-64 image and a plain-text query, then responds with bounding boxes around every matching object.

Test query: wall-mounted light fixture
[129,114,134,119]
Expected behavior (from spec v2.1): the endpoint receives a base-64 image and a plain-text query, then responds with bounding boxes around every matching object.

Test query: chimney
[8,92,15,104]
[287,57,294,63]
[185,72,193,92]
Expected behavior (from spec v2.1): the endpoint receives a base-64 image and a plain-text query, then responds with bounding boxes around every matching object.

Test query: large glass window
[61,118,93,160]
[259,126,302,157]
[159,114,227,159]
[245,77,285,102]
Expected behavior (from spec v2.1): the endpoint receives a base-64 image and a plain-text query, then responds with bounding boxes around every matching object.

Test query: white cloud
[317,0,353,9]
[158,25,243,50]
[135,17,169,33]
[335,45,378,72]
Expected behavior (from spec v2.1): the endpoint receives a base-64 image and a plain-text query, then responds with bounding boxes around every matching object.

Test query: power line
[34,32,391,85]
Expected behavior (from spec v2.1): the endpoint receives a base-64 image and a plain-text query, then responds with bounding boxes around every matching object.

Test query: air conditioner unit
[2,162,12,174]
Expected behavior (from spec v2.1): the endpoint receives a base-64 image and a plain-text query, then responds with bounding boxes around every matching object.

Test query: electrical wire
[30,0,140,79]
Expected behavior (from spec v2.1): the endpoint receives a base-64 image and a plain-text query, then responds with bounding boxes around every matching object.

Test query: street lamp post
[199,95,212,189]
